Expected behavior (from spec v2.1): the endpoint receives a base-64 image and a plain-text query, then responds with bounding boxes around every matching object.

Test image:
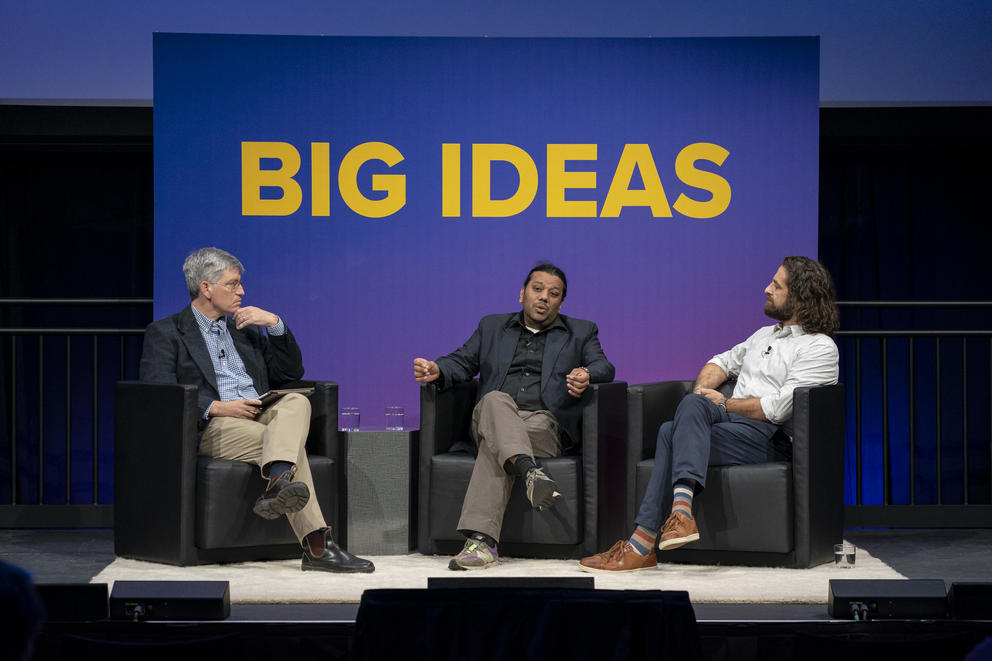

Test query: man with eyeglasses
[139,247,373,573]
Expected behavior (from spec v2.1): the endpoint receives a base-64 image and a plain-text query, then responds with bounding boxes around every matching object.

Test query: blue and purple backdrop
[153,34,819,429]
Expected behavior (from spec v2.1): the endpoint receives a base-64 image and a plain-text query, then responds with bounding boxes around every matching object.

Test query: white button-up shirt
[708,323,838,438]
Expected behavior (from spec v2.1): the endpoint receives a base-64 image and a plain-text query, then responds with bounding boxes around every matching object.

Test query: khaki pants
[199,393,325,543]
[456,391,561,542]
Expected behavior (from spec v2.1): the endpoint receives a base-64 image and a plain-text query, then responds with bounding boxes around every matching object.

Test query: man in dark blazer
[413,263,615,570]
[140,247,373,573]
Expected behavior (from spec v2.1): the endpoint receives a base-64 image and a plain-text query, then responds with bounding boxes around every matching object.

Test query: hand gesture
[413,358,440,383]
[565,367,591,398]
[211,398,263,419]
[694,387,723,405]
[233,306,279,330]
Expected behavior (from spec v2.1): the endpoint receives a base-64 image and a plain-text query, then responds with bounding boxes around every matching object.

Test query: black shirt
[500,313,567,411]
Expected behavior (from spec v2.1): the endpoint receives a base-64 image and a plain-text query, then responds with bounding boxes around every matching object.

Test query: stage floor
[5,527,992,623]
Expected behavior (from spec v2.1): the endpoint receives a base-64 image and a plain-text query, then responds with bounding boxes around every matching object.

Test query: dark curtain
[819,107,992,507]
[0,106,152,505]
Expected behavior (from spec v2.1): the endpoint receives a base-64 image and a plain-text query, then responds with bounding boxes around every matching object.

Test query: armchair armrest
[419,381,478,455]
[627,381,693,462]
[791,383,845,566]
[581,381,628,550]
[417,380,478,553]
[627,379,736,462]
[114,381,200,564]
[297,380,339,459]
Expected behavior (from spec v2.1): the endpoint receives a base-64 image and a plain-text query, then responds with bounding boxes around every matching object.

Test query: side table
[340,429,419,555]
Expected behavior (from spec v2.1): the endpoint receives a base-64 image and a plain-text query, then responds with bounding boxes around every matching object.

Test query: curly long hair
[782,256,839,336]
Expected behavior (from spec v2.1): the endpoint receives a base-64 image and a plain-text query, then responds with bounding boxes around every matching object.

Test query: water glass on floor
[834,542,856,568]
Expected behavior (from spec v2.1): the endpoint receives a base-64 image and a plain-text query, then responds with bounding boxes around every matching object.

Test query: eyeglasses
[211,279,244,291]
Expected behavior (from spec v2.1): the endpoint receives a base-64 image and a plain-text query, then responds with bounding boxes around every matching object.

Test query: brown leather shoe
[578,540,657,573]
[658,510,700,550]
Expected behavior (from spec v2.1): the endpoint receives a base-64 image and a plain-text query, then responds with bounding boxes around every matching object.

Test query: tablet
[258,387,314,409]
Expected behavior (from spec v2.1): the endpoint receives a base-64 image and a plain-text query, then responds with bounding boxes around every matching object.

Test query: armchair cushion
[635,460,793,553]
[429,454,583,545]
[195,455,338,550]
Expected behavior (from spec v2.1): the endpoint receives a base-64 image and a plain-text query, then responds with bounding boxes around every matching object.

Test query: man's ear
[519,287,525,304]
[199,280,211,300]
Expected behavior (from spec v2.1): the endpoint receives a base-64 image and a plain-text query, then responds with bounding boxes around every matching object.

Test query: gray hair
[182,247,244,300]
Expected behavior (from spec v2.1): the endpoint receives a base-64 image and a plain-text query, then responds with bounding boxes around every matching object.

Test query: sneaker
[579,540,657,574]
[657,510,700,550]
[525,467,561,511]
[253,465,310,520]
[448,538,499,571]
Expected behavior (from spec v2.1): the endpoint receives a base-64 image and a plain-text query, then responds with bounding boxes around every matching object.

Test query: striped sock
[628,525,658,555]
[673,481,694,519]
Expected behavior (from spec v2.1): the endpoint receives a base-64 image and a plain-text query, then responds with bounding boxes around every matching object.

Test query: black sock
[512,455,537,478]
[469,531,497,548]
[269,461,294,479]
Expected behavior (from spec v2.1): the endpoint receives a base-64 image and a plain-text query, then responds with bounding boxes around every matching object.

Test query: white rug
[92,538,907,604]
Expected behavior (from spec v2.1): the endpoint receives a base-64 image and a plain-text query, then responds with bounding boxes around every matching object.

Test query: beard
[764,297,793,322]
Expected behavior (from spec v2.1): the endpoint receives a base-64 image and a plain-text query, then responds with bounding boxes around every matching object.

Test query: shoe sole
[302,560,375,573]
[253,481,310,519]
[448,557,498,571]
[658,532,700,551]
[578,562,657,574]
[529,482,562,511]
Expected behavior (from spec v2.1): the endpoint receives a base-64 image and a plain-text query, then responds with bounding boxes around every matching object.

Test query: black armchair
[114,380,343,566]
[626,381,844,568]
[418,381,628,559]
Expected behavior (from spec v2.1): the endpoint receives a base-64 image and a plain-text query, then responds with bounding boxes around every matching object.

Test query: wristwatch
[717,397,728,412]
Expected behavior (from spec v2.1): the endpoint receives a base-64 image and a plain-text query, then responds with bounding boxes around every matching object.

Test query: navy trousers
[634,393,790,531]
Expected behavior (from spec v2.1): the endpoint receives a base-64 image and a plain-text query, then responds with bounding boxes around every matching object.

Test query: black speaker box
[428,576,594,590]
[948,582,992,619]
[109,580,230,620]
[828,579,947,619]
[36,583,109,621]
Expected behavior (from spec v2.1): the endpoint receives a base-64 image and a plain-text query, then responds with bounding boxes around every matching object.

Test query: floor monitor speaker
[109,580,230,620]
[828,579,947,619]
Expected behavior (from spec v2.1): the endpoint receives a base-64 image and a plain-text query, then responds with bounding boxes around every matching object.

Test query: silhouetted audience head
[0,561,46,661]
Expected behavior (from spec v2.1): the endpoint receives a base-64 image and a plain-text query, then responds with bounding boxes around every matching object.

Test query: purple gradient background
[153,34,819,428]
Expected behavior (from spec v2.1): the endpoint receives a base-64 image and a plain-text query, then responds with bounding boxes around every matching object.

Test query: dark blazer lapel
[540,320,569,395]
[177,308,219,392]
[495,316,519,389]
[227,318,265,388]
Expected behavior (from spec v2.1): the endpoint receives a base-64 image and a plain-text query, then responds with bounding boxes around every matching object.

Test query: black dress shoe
[253,465,310,519]
[302,535,375,573]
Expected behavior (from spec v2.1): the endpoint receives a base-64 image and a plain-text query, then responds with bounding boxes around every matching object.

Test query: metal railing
[836,300,992,528]
[0,298,150,526]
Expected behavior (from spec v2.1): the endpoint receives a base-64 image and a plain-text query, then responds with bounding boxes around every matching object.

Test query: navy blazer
[139,306,304,429]
[435,312,615,449]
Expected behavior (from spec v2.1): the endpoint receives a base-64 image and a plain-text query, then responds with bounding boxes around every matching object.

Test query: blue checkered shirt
[191,304,286,418]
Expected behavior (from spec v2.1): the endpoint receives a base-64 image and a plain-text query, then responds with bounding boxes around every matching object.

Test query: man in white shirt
[579,256,840,573]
